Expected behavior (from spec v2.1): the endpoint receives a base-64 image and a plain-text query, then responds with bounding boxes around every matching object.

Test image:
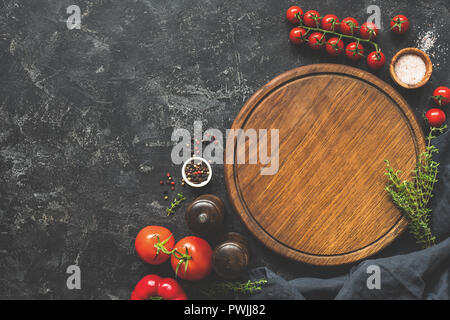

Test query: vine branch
[295,13,381,53]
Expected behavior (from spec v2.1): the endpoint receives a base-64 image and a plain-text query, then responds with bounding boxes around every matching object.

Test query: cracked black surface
[0,0,448,299]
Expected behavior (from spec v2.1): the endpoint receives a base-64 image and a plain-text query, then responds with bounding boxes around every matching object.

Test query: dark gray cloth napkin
[244,130,450,300]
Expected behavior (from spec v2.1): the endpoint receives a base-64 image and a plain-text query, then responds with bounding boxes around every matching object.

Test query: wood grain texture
[224,64,426,266]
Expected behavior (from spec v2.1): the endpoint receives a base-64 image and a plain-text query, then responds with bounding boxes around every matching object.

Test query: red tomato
[360,22,378,40]
[308,32,325,50]
[171,236,213,281]
[432,86,450,107]
[367,51,386,70]
[390,15,409,34]
[286,6,303,24]
[303,10,320,27]
[135,226,174,265]
[289,27,308,45]
[426,108,446,127]
[340,17,359,35]
[345,42,365,61]
[321,14,339,31]
[130,274,187,300]
[325,37,344,56]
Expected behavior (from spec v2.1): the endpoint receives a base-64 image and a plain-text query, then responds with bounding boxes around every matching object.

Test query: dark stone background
[0,0,448,299]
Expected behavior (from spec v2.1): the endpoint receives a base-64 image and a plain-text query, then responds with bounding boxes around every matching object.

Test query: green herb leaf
[200,279,269,298]
[166,193,186,216]
[384,125,447,248]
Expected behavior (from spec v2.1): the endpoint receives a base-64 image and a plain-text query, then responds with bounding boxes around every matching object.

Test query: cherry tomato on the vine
[325,37,344,56]
[135,226,175,265]
[360,22,378,40]
[425,108,446,127]
[321,14,339,31]
[170,236,213,281]
[303,10,321,28]
[367,51,386,70]
[308,32,326,50]
[345,42,365,61]
[286,6,303,24]
[340,17,359,35]
[390,15,409,34]
[289,27,308,45]
[432,86,450,107]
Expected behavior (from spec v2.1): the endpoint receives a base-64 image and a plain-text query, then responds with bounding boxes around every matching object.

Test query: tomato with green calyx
[340,17,359,35]
[345,42,365,61]
[303,10,320,28]
[325,37,344,56]
[135,226,174,265]
[390,15,409,34]
[367,51,386,70]
[426,108,446,127]
[130,274,187,300]
[321,14,339,31]
[308,32,325,50]
[171,236,212,281]
[286,6,303,24]
[360,22,378,40]
[432,86,450,107]
[289,27,308,45]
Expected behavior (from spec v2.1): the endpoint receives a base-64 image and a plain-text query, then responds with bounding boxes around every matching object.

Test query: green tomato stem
[298,23,380,52]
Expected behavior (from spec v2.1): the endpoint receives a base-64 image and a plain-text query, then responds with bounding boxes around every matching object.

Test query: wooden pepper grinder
[212,232,249,279]
[185,194,225,237]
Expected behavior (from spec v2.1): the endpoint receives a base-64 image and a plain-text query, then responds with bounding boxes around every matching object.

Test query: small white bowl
[181,157,212,188]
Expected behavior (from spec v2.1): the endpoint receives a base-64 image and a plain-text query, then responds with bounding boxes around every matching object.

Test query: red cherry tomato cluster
[426,86,449,127]
[286,6,382,69]
[286,6,409,71]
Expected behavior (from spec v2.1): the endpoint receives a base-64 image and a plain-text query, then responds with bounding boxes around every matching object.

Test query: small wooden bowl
[389,48,432,89]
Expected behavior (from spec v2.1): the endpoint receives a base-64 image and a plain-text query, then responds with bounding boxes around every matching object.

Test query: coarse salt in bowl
[394,54,426,85]
[390,48,432,89]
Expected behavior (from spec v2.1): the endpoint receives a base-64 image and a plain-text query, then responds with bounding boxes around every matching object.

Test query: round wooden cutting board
[224,64,425,266]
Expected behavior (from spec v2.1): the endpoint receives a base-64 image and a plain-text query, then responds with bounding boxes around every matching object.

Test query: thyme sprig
[200,279,268,298]
[166,193,186,216]
[385,125,447,248]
